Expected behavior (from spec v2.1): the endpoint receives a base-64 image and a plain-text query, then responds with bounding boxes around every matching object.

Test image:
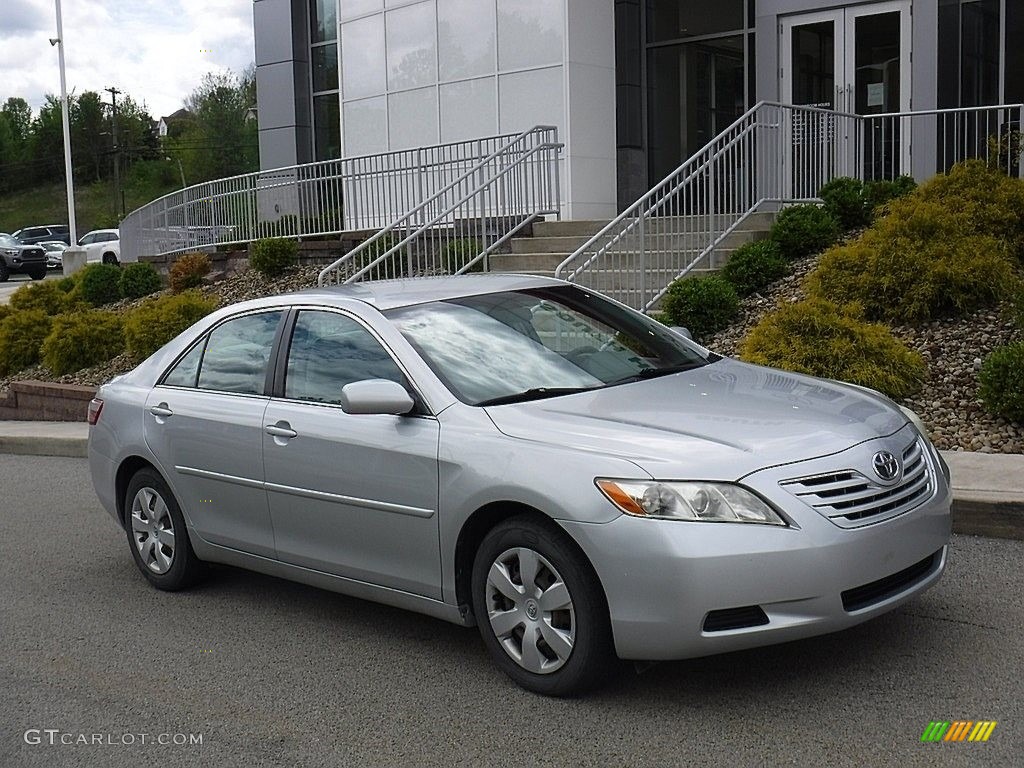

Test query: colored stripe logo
[921,721,997,742]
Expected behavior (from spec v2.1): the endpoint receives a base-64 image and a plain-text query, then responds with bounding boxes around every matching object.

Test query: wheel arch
[115,455,160,528]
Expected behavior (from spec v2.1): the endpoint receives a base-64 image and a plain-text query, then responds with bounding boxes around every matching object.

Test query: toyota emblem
[872,451,901,482]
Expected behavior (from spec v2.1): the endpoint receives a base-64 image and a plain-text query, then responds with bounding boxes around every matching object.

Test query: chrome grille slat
[780,438,935,528]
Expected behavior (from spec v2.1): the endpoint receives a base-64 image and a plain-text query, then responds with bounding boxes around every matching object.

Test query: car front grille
[23,248,45,260]
[780,438,933,528]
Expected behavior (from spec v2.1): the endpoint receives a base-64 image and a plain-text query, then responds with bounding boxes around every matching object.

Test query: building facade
[253,0,1023,219]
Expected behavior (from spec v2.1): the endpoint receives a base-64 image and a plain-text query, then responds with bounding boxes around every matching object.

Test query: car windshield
[0,234,18,247]
[386,285,712,406]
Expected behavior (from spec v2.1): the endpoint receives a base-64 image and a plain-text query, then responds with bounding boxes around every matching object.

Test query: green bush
[0,305,10,323]
[9,281,69,315]
[806,200,1019,323]
[118,262,163,299]
[0,310,52,375]
[169,252,211,292]
[819,177,869,231]
[739,298,927,399]
[661,274,740,341]
[250,237,297,276]
[56,276,76,293]
[124,292,218,360]
[441,238,484,273]
[863,175,917,213]
[40,311,125,375]
[769,204,841,260]
[979,342,1024,423]
[77,263,123,306]
[721,240,789,297]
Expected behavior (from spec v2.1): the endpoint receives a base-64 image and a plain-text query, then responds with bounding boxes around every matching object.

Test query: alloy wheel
[130,487,176,574]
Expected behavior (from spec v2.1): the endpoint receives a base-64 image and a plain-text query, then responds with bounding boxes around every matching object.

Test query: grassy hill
[0,173,179,236]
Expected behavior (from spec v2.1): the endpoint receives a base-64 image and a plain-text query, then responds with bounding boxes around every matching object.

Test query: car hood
[483,359,908,480]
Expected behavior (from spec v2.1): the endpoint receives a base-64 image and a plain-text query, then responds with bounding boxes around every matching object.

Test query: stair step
[532,220,609,237]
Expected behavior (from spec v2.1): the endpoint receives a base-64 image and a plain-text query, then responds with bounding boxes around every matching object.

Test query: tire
[28,267,46,280]
[471,515,618,696]
[124,468,207,591]
[102,252,119,266]
[0,262,8,282]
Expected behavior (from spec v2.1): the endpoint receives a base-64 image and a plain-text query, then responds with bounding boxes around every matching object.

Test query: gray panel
[254,0,297,66]
[256,62,299,129]
[259,126,303,168]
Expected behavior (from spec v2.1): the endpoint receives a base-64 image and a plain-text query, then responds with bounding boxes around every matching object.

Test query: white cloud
[0,0,254,118]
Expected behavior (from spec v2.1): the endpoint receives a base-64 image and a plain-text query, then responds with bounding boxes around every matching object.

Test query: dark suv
[12,224,72,246]
[0,233,47,281]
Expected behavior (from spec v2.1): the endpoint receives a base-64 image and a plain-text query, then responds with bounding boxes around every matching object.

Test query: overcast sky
[0,0,255,119]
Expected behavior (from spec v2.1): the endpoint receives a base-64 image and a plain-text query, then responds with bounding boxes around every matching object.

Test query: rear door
[261,308,442,597]
[144,309,285,557]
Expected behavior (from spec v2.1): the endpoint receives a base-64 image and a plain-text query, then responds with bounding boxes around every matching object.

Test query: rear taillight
[87,398,104,425]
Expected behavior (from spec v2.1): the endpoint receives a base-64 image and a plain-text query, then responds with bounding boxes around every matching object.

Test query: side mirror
[670,326,693,340]
[340,379,415,416]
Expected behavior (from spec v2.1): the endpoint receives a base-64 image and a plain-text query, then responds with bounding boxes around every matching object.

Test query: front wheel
[28,267,46,280]
[102,252,119,266]
[0,262,8,282]
[124,468,206,591]
[471,515,618,696]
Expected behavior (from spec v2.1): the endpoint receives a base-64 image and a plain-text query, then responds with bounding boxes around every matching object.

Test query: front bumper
[560,430,952,661]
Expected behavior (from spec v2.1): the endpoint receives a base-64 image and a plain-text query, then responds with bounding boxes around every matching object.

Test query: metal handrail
[317,126,562,286]
[556,101,1024,312]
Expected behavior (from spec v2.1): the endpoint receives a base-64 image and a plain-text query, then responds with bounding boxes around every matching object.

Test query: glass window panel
[386,2,437,90]
[314,94,341,160]
[1008,2,1024,104]
[197,312,283,395]
[341,14,386,99]
[646,0,744,43]
[960,0,1000,107]
[310,0,338,43]
[285,311,405,404]
[438,0,496,81]
[440,78,497,142]
[388,87,439,148]
[163,342,204,388]
[342,96,388,154]
[790,21,835,108]
[340,0,382,20]
[854,12,900,114]
[312,43,339,93]
[498,67,563,133]
[937,0,961,108]
[497,0,563,71]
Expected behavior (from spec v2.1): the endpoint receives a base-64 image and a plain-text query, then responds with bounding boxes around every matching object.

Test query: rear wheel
[28,266,46,280]
[102,252,119,266]
[124,468,206,591]
[471,515,618,696]
[0,263,8,282]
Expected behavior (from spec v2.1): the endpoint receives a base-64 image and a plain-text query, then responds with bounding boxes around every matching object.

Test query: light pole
[50,0,77,245]
[166,155,186,188]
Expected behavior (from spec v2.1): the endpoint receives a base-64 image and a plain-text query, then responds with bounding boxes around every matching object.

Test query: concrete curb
[951,498,1024,540]
[0,434,88,458]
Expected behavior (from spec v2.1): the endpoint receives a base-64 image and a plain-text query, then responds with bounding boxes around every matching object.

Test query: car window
[79,233,96,245]
[197,311,283,395]
[102,232,118,242]
[284,310,405,404]
[162,342,205,387]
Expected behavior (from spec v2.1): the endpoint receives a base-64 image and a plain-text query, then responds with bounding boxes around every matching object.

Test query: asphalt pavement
[1,455,1022,768]
[0,271,62,304]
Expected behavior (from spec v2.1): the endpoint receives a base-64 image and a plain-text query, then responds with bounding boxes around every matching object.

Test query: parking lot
[1,454,1021,767]
[0,271,61,304]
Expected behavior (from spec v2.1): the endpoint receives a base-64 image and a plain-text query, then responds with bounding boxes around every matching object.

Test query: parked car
[77,229,121,264]
[39,240,68,270]
[13,224,71,246]
[88,275,952,695]
[0,233,47,281]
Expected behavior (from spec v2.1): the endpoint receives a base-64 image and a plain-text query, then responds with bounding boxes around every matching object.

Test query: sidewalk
[1,421,1022,539]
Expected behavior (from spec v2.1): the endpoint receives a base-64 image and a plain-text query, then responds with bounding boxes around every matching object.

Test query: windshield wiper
[604,362,706,387]
[475,386,600,407]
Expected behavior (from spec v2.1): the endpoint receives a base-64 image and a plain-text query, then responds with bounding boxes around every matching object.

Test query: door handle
[265,423,298,439]
[150,404,173,419]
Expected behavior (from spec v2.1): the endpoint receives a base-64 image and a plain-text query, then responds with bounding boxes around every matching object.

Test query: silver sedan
[88,274,951,695]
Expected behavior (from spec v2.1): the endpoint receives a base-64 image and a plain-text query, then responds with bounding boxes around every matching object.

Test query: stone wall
[0,381,97,421]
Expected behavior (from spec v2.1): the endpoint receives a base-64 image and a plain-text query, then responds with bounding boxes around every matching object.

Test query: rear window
[196,311,283,395]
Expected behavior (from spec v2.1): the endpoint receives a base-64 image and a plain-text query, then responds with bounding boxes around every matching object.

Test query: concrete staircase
[489,212,777,286]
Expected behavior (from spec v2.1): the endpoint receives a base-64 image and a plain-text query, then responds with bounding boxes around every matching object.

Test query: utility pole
[51,0,77,245]
[105,86,122,219]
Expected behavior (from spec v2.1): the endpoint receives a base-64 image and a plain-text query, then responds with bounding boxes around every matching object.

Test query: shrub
[739,298,927,399]
[661,274,739,341]
[721,240,789,297]
[77,263,123,306]
[169,252,211,292]
[863,175,917,213]
[819,177,869,231]
[806,200,1019,323]
[0,310,52,375]
[769,204,841,260]
[249,237,297,277]
[118,262,163,299]
[41,311,125,375]
[9,281,69,315]
[56,276,76,293]
[124,292,218,360]
[441,238,484,273]
[0,305,9,323]
[979,342,1024,423]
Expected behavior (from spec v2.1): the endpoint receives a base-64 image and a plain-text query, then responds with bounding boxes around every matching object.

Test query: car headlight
[596,479,785,525]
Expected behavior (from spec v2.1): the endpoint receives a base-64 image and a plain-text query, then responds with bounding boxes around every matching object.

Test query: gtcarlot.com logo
[24,729,203,747]
[921,721,997,743]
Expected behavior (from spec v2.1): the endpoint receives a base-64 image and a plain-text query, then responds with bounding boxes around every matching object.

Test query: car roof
[286,273,568,311]
[85,229,119,235]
